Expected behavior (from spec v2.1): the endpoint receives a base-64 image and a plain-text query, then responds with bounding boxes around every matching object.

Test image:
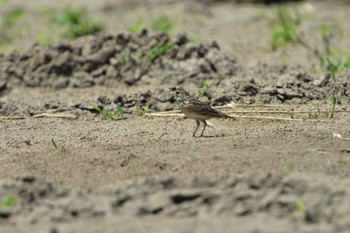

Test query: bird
[170,87,236,137]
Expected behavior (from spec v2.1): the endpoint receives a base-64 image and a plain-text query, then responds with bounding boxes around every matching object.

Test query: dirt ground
[0,0,350,233]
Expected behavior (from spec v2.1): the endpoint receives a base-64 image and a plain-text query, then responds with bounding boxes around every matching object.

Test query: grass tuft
[51,7,103,39]
[198,80,212,101]
[308,94,342,119]
[116,105,125,118]
[0,7,25,46]
[128,16,173,34]
[270,7,350,81]
[271,6,301,51]
[0,196,17,210]
[91,104,125,121]
[147,43,173,61]
[128,20,145,34]
[136,104,150,116]
[287,109,294,119]
[151,16,173,33]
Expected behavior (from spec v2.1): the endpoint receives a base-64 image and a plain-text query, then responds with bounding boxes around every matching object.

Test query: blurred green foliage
[0,196,17,210]
[0,7,25,46]
[271,7,301,50]
[51,7,103,39]
[128,16,173,34]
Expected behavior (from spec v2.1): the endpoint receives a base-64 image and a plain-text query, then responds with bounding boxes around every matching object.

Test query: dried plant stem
[224,110,349,114]
[146,112,303,122]
[216,103,293,109]
[33,113,77,119]
[0,116,25,120]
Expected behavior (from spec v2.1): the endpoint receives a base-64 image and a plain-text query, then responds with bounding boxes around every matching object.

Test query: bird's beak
[169,87,177,95]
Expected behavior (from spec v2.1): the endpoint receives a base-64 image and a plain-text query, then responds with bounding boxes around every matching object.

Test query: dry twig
[0,116,25,121]
[33,113,77,119]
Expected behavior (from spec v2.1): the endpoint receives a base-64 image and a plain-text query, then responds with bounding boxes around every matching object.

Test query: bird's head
[169,87,190,107]
[169,87,190,98]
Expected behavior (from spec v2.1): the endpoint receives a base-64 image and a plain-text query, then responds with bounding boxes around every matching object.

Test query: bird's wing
[185,99,225,118]
[184,98,236,119]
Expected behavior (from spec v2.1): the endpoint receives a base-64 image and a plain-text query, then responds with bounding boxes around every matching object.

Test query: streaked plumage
[170,87,235,137]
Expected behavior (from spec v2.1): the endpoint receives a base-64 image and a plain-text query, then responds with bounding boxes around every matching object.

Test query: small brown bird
[170,87,236,137]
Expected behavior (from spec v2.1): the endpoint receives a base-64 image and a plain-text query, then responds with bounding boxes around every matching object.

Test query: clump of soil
[1,31,348,116]
[1,173,350,233]
[0,30,236,90]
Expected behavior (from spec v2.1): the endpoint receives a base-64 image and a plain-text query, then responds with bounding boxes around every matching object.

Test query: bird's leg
[193,120,200,137]
[200,120,207,137]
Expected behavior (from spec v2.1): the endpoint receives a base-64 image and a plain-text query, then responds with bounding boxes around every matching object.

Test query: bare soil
[0,0,350,233]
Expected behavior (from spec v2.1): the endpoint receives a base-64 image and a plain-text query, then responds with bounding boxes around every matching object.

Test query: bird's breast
[180,108,212,120]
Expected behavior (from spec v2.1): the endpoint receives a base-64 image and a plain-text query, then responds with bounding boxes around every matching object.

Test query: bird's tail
[220,113,237,121]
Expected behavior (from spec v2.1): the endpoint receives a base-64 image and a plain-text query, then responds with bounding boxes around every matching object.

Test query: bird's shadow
[195,134,231,138]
